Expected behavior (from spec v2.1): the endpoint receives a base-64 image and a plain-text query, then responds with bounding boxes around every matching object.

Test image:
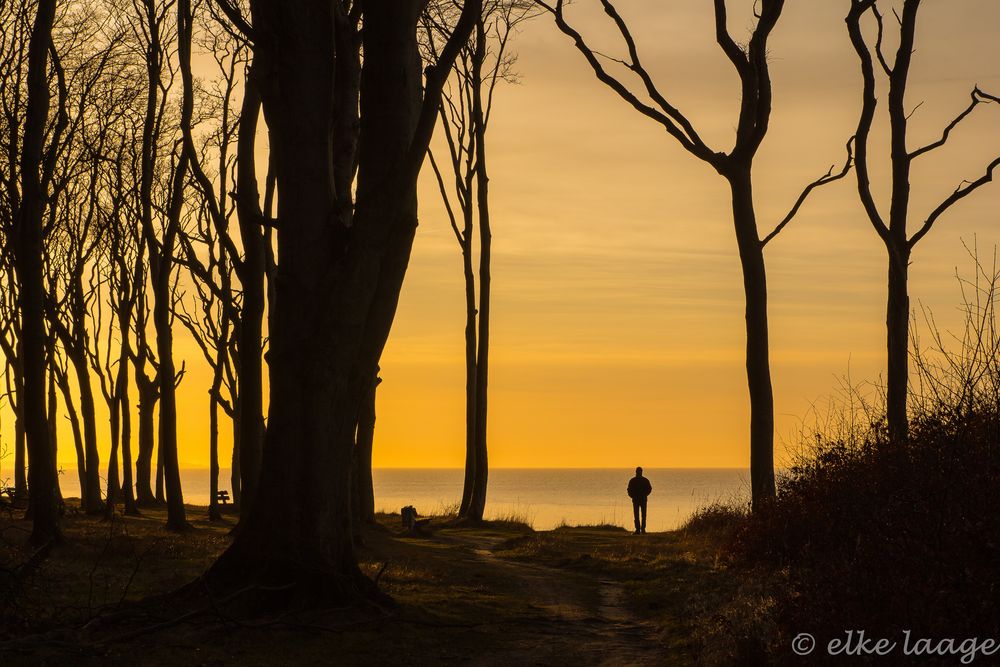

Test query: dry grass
[1,503,769,664]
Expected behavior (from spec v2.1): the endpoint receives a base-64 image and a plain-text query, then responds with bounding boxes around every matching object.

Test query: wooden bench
[216,490,230,505]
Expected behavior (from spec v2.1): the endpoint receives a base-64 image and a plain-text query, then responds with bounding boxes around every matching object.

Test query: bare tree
[177,0,253,518]
[122,0,191,529]
[540,0,851,507]
[425,0,536,521]
[846,0,1000,443]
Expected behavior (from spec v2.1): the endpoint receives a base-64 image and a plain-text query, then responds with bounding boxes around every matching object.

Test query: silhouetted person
[627,467,652,534]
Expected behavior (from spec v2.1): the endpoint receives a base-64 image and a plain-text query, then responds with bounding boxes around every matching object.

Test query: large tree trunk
[208,0,425,602]
[15,0,59,544]
[134,379,158,506]
[728,169,775,508]
[885,243,910,443]
[352,371,380,526]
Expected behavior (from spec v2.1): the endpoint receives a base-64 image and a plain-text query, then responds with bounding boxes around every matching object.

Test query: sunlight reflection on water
[52,467,749,532]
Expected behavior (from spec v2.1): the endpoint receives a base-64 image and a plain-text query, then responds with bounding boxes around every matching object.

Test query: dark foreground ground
[0,503,773,665]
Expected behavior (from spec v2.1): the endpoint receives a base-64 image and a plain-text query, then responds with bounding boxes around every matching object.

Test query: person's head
[635,466,643,476]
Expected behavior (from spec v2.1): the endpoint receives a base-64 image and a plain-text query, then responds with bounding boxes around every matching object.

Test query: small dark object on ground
[216,490,230,505]
[401,505,431,533]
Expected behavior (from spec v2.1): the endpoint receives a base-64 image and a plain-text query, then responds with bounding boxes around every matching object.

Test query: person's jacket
[627,476,652,500]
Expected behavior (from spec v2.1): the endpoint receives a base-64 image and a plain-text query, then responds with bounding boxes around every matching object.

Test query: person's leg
[640,500,647,533]
[632,500,640,533]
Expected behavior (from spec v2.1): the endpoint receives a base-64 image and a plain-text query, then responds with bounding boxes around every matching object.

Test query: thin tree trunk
[151,155,188,530]
[458,231,476,517]
[13,387,27,498]
[231,396,242,508]
[120,375,139,515]
[68,347,103,513]
[468,26,491,522]
[47,369,61,502]
[55,369,86,508]
[155,434,165,504]
[728,169,776,508]
[209,391,221,521]
[117,271,139,515]
[886,244,910,443]
[104,389,121,518]
[234,73,265,519]
[135,381,158,505]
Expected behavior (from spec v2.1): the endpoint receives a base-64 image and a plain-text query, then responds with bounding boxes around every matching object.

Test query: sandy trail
[443,534,667,666]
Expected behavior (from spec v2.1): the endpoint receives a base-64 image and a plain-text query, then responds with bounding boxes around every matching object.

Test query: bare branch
[910,87,996,160]
[537,0,718,165]
[761,137,854,247]
[908,154,1000,249]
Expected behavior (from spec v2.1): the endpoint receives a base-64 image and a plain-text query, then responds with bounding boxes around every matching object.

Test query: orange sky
[5,0,1000,473]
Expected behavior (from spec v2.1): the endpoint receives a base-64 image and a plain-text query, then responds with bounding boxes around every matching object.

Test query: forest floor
[0,503,764,665]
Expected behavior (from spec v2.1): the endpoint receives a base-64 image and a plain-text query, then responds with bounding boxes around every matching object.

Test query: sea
[52,467,750,532]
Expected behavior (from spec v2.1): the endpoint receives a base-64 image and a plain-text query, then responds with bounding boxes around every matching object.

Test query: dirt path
[443,533,667,666]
